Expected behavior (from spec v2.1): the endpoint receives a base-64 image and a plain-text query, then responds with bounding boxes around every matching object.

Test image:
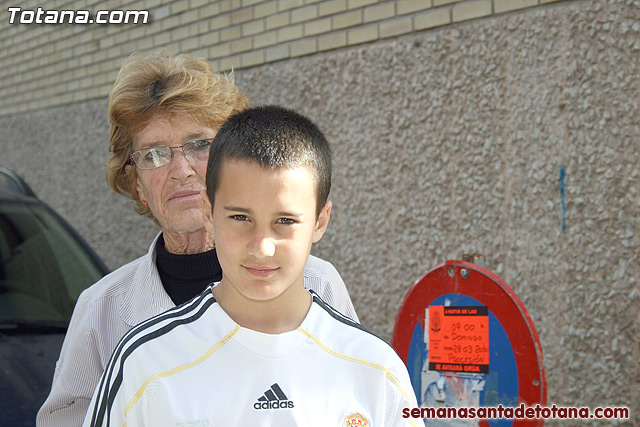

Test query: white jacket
[36,233,358,427]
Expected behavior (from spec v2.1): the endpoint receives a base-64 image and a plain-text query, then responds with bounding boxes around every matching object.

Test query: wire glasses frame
[130,138,214,169]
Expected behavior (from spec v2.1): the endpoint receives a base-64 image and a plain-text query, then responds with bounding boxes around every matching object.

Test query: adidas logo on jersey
[254,383,294,410]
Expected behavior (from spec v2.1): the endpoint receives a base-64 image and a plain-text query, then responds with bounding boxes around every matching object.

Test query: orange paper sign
[428,306,489,373]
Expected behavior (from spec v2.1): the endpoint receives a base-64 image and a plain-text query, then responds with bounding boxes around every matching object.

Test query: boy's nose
[248,233,276,258]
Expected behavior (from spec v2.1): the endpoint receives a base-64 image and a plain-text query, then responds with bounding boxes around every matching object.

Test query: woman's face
[132,114,216,237]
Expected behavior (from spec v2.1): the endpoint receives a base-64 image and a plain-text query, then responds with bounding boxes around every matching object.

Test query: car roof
[0,186,40,203]
[0,167,35,195]
[0,168,111,275]
[0,167,39,203]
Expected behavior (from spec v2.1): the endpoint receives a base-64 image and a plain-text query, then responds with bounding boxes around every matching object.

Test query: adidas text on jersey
[254,383,295,410]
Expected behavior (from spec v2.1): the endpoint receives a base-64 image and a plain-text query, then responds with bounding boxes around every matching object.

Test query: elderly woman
[37,51,358,427]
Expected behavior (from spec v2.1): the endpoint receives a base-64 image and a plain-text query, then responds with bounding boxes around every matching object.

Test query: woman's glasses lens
[131,139,213,169]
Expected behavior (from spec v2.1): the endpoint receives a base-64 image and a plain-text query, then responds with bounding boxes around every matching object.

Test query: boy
[83,105,419,426]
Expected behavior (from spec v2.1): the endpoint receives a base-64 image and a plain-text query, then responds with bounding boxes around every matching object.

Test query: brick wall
[1,0,569,117]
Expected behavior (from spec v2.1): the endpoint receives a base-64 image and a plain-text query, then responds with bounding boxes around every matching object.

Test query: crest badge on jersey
[343,412,369,427]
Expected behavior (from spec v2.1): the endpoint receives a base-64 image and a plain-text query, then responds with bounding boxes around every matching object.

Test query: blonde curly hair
[105,50,250,220]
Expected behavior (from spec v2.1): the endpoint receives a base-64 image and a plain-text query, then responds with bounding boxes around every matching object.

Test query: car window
[0,202,105,325]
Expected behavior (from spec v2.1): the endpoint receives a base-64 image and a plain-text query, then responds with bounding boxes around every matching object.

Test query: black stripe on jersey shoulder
[309,290,401,355]
[89,286,218,427]
[310,290,371,335]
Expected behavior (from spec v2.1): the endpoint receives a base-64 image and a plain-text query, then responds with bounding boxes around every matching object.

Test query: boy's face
[209,159,331,303]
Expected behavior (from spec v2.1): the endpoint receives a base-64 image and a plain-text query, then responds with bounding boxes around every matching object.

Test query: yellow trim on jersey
[123,325,240,418]
[297,327,419,410]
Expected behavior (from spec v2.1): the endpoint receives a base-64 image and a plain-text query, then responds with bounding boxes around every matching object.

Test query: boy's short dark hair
[206,105,332,216]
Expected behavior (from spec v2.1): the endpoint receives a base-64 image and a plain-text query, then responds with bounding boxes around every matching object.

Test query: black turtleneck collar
[155,235,222,305]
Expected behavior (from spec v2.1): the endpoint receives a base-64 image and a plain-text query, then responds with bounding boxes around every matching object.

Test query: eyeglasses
[130,139,214,169]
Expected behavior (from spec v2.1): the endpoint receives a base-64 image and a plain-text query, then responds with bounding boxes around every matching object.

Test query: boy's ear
[200,190,215,236]
[312,200,332,243]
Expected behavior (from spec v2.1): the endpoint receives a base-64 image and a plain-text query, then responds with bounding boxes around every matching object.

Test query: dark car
[0,168,109,426]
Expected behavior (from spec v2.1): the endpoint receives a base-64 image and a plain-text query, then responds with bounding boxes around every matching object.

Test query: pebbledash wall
[1,0,639,422]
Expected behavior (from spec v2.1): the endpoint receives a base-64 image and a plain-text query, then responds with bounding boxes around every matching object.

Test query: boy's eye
[231,215,249,222]
[276,218,296,225]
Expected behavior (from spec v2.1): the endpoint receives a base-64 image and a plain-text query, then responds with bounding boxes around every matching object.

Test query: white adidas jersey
[83,287,420,427]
